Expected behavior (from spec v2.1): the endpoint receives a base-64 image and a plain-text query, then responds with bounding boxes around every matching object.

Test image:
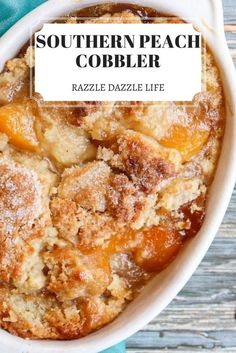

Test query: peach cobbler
[0,4,224,339]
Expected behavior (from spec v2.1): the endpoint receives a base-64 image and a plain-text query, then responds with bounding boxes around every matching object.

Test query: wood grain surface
[127,0,236,352]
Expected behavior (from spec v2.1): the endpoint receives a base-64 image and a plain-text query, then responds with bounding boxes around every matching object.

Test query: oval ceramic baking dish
[0,0,235,352]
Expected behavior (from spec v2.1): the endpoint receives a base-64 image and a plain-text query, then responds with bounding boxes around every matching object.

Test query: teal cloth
[0,1,125,353]
[0,0,45,36]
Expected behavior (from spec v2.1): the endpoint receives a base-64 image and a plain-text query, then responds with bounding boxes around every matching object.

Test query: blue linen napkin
[0,1,126,352]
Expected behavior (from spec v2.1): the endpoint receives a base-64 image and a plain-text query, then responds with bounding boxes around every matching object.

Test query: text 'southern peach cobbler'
[0,3,224,339]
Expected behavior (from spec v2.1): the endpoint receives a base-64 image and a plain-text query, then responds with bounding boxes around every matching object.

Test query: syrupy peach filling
[0,3,224,340]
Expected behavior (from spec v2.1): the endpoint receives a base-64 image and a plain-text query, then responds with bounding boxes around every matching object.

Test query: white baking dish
[0,0,235,352]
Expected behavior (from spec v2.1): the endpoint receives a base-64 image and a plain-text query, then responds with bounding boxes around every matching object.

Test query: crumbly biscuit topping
[0,160,42,225]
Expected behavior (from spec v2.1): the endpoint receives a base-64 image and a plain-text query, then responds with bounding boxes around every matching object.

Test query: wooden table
[127,0,236,351]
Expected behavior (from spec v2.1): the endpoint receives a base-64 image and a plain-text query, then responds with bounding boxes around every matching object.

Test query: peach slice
[0,100,39,151]
[160,125,209,162]
[134,226,183,273]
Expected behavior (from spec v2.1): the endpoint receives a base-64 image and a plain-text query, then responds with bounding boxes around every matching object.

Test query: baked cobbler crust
[0,3,224,339]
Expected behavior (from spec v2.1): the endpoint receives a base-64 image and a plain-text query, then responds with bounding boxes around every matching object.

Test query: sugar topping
[0,159,42,233]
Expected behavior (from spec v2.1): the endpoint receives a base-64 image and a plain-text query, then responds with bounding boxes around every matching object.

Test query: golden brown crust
[0,160,42,230]
[58,161,111,211]
[43,246,111,301]
[50,198,79,243]
[110,131,179,192]
[0,160,46,288]
[0,58,29,105]
[107,174,144,222]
